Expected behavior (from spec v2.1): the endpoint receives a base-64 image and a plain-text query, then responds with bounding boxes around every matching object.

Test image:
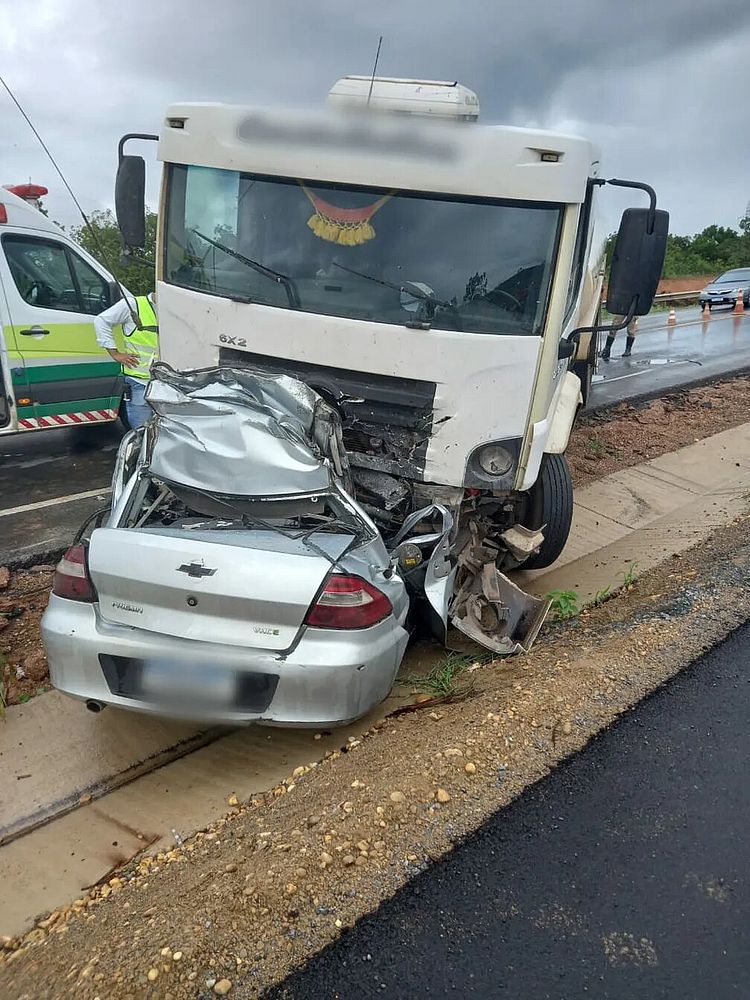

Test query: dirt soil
[656,275,713,294]
[2,503,749,998]
[0,566,54,710]
[0,372,748,714]
[568,373,750,488]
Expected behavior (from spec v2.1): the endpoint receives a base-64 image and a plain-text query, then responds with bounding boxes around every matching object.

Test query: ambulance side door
[0,231,123,425]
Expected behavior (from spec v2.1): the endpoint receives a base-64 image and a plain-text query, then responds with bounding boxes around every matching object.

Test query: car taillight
[304,574,392,630]
[52,544,96,602]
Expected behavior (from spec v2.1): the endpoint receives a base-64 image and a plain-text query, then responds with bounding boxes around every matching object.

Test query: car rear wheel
[522,453,574,570]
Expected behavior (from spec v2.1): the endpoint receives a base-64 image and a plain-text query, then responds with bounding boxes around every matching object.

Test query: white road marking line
[0,487,112,519]
[600,361,693,384]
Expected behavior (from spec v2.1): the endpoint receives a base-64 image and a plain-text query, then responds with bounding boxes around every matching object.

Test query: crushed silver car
[42,365,548,725]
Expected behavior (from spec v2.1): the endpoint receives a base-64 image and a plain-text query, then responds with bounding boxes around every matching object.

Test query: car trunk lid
[88,527,353,650]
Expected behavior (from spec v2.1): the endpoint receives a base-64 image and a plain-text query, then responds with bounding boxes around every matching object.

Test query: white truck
[113,79,667,647]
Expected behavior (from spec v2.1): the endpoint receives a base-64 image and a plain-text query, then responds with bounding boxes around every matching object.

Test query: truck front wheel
[522,453,574,569]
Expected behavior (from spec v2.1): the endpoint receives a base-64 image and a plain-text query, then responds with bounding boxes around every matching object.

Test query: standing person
[599,315,637,360]
[94,292,159,428]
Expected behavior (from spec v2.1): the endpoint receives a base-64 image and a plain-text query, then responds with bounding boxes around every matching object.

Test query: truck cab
[0,184,125,434]
[115,80,667,575]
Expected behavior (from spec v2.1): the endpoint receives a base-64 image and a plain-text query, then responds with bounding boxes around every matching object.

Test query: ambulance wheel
[523,453,574,570]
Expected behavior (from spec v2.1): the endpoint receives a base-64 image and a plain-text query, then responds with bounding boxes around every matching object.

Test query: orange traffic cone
[667,306,677,326]
[734,289,745,315]
[702,301,711,320]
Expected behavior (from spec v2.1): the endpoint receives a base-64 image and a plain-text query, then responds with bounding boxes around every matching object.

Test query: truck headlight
[476,444,514,476]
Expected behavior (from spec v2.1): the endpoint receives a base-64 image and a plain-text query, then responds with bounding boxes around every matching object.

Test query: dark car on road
[699,267,750,310]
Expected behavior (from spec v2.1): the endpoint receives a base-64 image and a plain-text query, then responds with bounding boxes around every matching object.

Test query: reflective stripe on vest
[123,296,159,381]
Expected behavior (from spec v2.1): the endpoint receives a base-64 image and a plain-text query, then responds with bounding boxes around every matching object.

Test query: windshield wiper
[192,230,300,309]
[332,262,454,312]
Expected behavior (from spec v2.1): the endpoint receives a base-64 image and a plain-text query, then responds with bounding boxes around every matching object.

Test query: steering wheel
[489,288,524,313]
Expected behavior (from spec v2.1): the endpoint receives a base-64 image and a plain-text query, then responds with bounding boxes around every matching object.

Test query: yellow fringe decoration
[306,214,377,246]
[298,181,396,247]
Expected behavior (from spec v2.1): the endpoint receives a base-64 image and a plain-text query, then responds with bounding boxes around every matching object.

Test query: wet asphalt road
[0,422,120,564]
[1,303,749,563]
[592,304,750,408]
[269,622,750,1000]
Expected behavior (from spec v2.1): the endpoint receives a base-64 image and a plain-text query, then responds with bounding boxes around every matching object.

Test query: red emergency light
[5,183,49,201]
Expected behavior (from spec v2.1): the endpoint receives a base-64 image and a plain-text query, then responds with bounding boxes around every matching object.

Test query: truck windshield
[165,164,562,336]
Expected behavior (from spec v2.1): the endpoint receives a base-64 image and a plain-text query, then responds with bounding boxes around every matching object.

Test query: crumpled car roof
[144,363,350,497]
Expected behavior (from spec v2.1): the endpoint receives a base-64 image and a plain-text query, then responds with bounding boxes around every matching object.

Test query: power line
[0,73,141,327]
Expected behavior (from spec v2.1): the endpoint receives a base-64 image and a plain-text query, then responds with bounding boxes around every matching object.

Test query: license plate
[140,660,236,705]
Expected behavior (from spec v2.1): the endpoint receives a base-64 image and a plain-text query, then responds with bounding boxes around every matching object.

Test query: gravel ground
[2,502,749,998]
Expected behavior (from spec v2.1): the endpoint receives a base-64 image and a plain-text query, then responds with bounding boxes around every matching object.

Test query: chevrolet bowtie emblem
[176,562,217,578]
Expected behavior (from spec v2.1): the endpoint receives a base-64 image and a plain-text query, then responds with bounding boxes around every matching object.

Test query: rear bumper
[41,595,409,727]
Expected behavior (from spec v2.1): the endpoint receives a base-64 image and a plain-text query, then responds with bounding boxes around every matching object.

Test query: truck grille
[219,349,437,477]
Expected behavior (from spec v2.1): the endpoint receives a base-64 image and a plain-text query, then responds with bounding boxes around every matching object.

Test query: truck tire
[523,453,574,569]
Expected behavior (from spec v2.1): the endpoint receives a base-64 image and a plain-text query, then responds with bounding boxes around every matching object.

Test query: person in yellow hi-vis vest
[94,292,159,428]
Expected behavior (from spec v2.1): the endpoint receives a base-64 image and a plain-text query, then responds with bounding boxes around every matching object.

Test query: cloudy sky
[1,0,748,236]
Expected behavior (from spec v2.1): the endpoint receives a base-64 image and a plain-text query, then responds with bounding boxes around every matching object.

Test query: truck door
[0,232,123,428]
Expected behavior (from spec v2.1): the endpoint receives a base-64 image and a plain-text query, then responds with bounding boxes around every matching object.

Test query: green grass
[592,586,612,607]
[586,436,608,460]
[547,589,581,620]
[621,562,639,588]
[401,652,489,701]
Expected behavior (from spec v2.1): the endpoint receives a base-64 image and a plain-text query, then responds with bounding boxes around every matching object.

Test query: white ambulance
[0,183,125,435]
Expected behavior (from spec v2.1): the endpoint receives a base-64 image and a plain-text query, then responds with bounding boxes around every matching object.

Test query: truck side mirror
[115,154,146,249]
[606,207,669,316]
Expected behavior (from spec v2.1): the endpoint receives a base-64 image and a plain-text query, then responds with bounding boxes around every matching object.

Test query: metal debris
[450,526,550,654]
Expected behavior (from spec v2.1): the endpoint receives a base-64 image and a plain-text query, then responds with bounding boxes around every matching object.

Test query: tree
[68,208,157,297]
[605,217,750,280]
[463,271,488,303]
